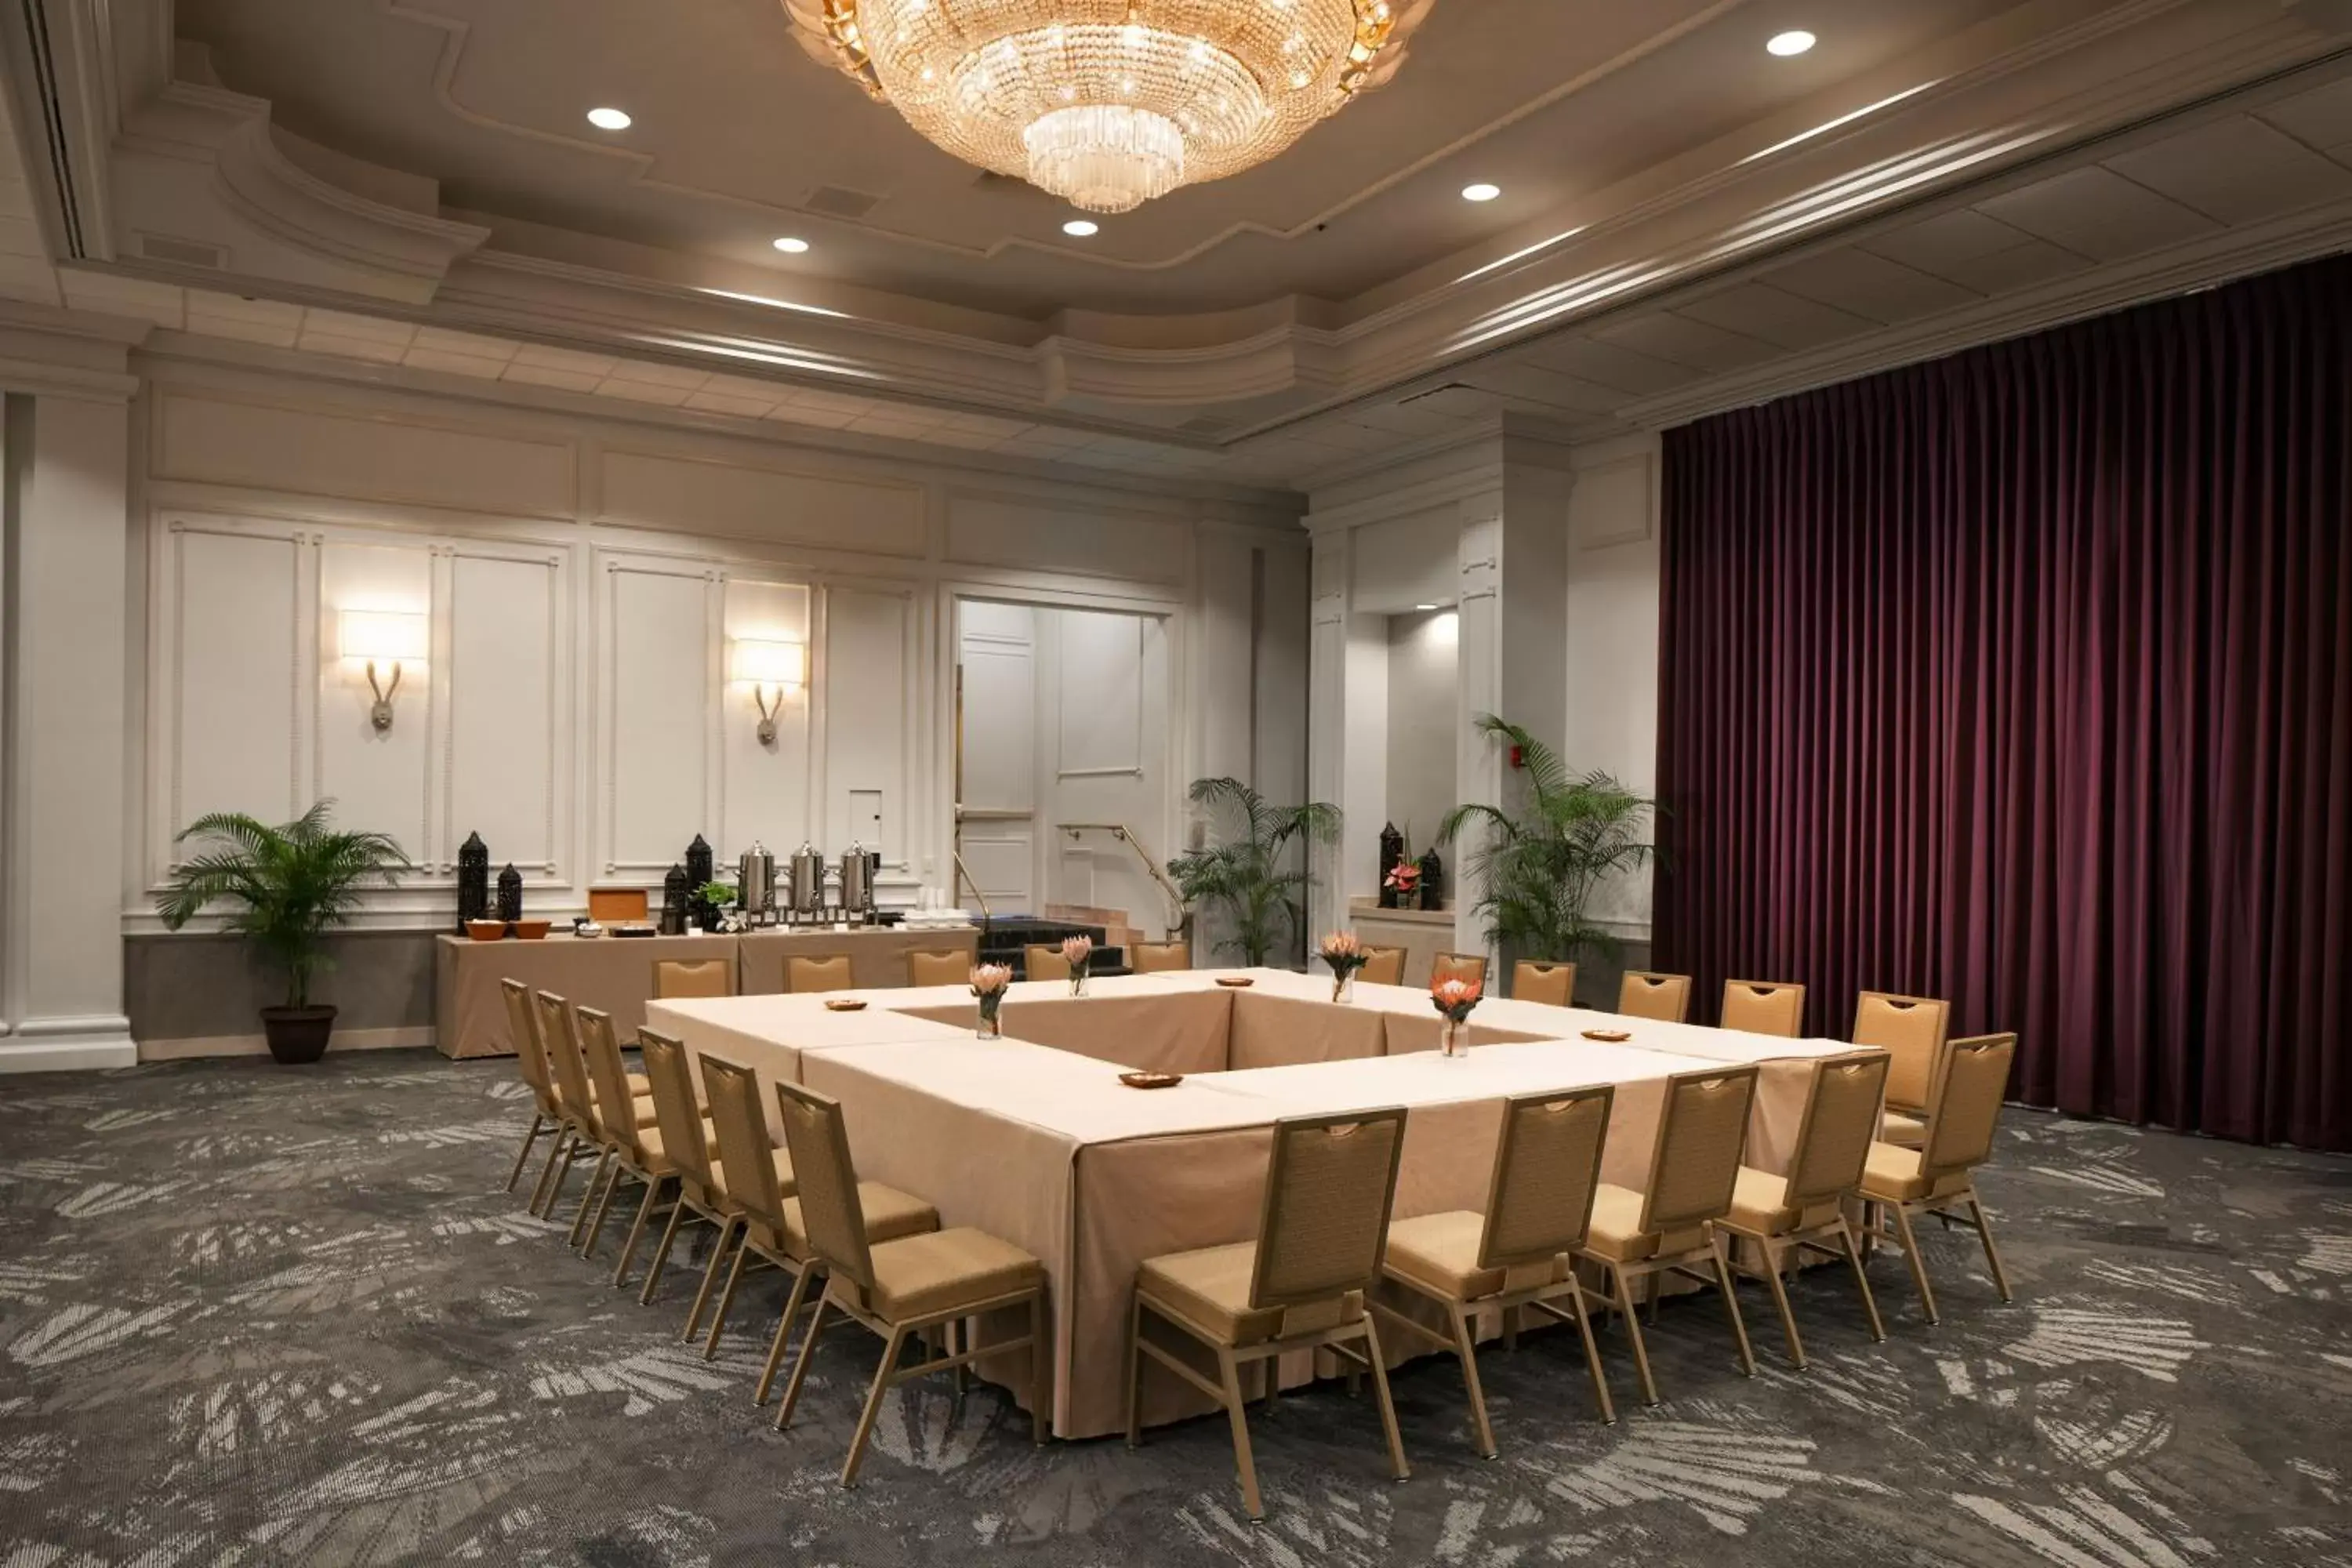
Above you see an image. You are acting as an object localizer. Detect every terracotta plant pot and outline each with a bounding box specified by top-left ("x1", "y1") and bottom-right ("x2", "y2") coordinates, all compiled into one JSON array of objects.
[
  {"x1": 260, "y1": 1004, "x2": 336, "y2": 1065},
  {"x1": 511, "y1": 920, "x2": 551, "y2": 940},
  {"x1": 466, "y1": 920, "x2": 508, "y2": 941}
]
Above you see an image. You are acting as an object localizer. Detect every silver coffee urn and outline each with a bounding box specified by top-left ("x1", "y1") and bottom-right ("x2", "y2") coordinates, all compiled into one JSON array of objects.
[
  {"x1": 788, "y1": 842, "x2": 826, "y2": 925},
  {"x1": 737, "y1": 840, "x2": 775, "y2": 926},
  {"x1": 838, "y1": 842, "x2": 874, "y2": 924}
]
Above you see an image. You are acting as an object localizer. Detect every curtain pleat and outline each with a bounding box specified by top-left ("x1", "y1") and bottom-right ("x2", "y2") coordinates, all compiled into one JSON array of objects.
[{"x1": 1655, "y1": 254, "x2": 2352, "y2": 1151}]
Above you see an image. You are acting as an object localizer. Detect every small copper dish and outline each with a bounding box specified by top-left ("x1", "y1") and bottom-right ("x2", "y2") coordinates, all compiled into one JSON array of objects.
[
  {"x1": 1581, "y1": 1028, "x2": 1632, "y2": 1043},
  {"x1": 1214, "y1": 977, "x2": 1255, "y2": 989},
  {"x1": 824, "y1": 999, "x2": 869, "y2": 1013},
  {"x1": 1120, "y1": 1071, "x2": 1184, "y2": 1090},
  {"x1": 511, "y1": 919, "x2": 551, "y2": 941},
  {"x1": 465, "y1": 920, "x2": 507, "y2": 942}
]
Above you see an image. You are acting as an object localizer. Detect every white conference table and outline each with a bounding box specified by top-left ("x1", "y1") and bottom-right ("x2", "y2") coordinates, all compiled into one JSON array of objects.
[{"x1": 644, "y1": 968, "x2": 1867, "y2": 1437}]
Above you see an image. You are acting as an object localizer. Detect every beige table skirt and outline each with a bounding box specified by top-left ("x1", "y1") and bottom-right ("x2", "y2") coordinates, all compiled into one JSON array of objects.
[{"x1": 434, "y1": 932, "x2": 739, "y2": 1060}]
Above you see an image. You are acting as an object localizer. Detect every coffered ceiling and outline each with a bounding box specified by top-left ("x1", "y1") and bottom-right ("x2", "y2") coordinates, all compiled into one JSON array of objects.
[{"x1": 3, "y1": 0, "x2": 2351, "y2": 492}]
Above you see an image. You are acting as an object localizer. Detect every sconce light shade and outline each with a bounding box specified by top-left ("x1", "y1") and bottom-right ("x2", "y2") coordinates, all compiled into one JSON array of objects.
[
  {"x1": 729, "y1": 637, "x2": 806, "y2": 689},
  {"x1": 339, "y1": 610, "x2": 428, "y2": 662}
]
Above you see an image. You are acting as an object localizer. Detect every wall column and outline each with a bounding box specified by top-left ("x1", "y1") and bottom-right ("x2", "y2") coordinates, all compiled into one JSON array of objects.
[{"x1": 0, "y1": 306, "x2": 143, "y2": 1072}]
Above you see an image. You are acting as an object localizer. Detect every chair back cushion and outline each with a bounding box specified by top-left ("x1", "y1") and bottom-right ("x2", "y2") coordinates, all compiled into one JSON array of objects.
[
  {"x1": 1785, "y1": 1051, "x2": 1891, "y2": 1210},
  {"x1": 907, "y1": 950, "x2": 971, "y2": 988},
  {"x1": 575, "y1": 1006, "x2": 646, "y2": 1161},
  {"x1": 773, "y1": 1080, "x2": 877, "y2": 1288},
  {"x1": 1249, "y1": 1108, "x2": 1407, "y2": 1312},
  {"x1": 1922, "y1": 1033, "x2": 2016, "y2": 1177},
  {"x1": 1642, "y1": 1066, "x2": 1760, "y2": 1234},
  {"x1": 701, "y1": 1054, "x2": 788, "y2": 1249},
  {"x1": 1358, "y1": 947, "x2": 1406, "y2": 986},
  {"x1": 637, "y1": 1029, "x2": 718, "y2": 1196},
  {"x1": 655, "y1": 959, "x2": 735, "y2": 1000},
  {"x1": 533, "y1": 990, "x2": 597, "y2": 1127},
  {"x1": 1480, "y1": 1085, "x2": 1613, "y2": 1269},
  {"x1": 1432, "y1": 953, "x2": 1488, "y2": 989},
  {"x1": 500, "y1": 978, "x2": 552, "y2": 1098},
  {"x1": 1853, "y1": 992, "x2": 1950, "y2": 1111},
  {"x1": 1720, "y1": 980, "x2": 1806, "y2": 1037},
  {"x1": 1130, "y1": 941, "x2": 1191, "y2": 975},
  {"x1": 1023, "y1": 945, "x2": 1073, "y2": 982},
  {"x1": 1617, "y1": 971, "x2": 1691, "y2": 1022},
  {"x1": 786, "y1": 955, "x2": 854, "y2": 994},
  {"x1": 1510, "y1": 960, "x2": 1575, "y2": 1007}
]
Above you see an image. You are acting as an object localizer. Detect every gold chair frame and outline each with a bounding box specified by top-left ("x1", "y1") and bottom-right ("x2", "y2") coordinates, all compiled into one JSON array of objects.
[
  {"x1": 633, "y1": 1029, "x2": 746, "y2": 1334},
  {"x1": 1432, "y1": 952, "x2": 1488, "y2": 989},
  {"x1": 786, "y1": 954, "x2": 855, "y2": 993},
  {"x1": 906, "y1": 949, "x2": 971, "y2": 988},
  {"x1": 1617, "y1": 970, "x2": 1692, "y2": 1022},
  {"x1": 1129, "y1": 940, "x2": 1192, "y2": 975},
  {"x1": 1853, "y1": 990, "x2": 1951, "y2": 1147},
  {"x1": 1860, "y1": 1033, "x2": 2019, "y2": 1324},
  {"x1": 1125, "y1": 1107, "x2": 1412, "y2": 1522},
  {"x1": 653, "y1": 957, "x2": 735, "y2": 1000},
  {"x1": 1357, "y1": 947, "x2": 1406, "y2": 986},
  {"x1": 499, "y1": 978, "x2": 567, "y2": 1212},
  {"x1": 1509, "y1": 959, "x2": 1577, "y2": 1007},
  {"x1": 1023, "y1": 944, "x2": 1073, "y2": 982}
]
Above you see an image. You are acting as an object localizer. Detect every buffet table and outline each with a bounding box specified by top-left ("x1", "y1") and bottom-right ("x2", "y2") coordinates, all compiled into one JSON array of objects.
[
  {"x1": 434, "y1": 924, "x2": 976, "y2": 1059},
  {"x1": 645, "y1": 968, "x2": 1869, "y2": 1437}
]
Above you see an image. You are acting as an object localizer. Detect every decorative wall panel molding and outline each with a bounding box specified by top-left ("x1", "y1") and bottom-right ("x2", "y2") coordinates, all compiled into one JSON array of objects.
[
  {"x1": 600, "y1": 448, "x2": 928, "y2": 557},
  {"x1": 948, "y1": 491, "x2": 1189, "y2": 585}
]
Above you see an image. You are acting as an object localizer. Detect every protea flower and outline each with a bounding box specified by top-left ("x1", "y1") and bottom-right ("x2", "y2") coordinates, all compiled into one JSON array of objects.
[
  {"x1": 970, "y1": 964, "x2": 1013, "y2": 996},
  {"x1": 1432, "y1": 976, "x2": 1483, "y2": 1022},
  {"x1": 1061, "y1": 934, "x2": 1094, "y2": 968}
]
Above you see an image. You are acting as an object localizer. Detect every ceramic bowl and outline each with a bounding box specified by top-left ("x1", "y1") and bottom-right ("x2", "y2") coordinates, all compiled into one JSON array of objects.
[
  {"x1": 465, "y1": 920, "x2": 508, "y2": 941},
  {"x1": 511, "y1": 920, "x2": 551, "y2": 940}
]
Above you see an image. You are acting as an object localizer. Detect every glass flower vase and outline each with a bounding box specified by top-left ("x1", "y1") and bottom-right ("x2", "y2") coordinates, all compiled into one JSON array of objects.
[
  {"x1": 1440, "y1": 1018, "x2": 1468, "y2": 1058},
  {"x1": 1070, "y1": 971, "x2": 1090, "y2": 997},
  {"x1": 976, "y1": 1004, "x2": 1002, "y2": 1040},
  {"x1": 1331, "y1": 971, "x2": 1356, "y2": 1004}
]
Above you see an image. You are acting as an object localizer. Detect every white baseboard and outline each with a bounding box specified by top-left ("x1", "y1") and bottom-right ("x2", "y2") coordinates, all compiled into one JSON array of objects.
[
  {"x1": 137, "y1": 1025, "x2": 438, "y2": 1062},
  {"x1": 0, "y1": 1036, "x2": 141, "y2": 1073}
]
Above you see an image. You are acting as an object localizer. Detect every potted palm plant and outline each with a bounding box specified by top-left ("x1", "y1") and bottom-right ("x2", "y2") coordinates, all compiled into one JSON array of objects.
[
  {"x1": 155, "y1": 800, "x2": 410, "y2": 1063},
  {"x1": 1439, "y1": 715, "x2": 1657, "y2": 990},
  {"x1": 1167, "y1": 777, "x2": 1341, "y2": 968}
]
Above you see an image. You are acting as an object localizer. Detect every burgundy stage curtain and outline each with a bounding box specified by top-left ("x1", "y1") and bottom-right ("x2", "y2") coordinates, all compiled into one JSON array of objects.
[{"x1": 1656, "y1": 253, "x2": 2351, "y2": 1151}]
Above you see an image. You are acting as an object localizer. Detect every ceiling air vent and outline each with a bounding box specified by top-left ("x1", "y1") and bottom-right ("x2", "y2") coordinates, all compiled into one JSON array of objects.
[
  {"x1": 804, "y1": 185, "x2": 884, "y2": 220},
  {"x1": 135, "y1": 232, "x2": 227, "y2": 269}
]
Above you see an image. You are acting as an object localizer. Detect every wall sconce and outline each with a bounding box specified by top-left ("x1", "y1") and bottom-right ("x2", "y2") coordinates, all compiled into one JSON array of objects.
[
  {"x1": 339, "y1": 610, "x2": 427, "y2": 731},
  {"x1": 728, "y1": 637, "x2": 806, "y2": 744}
]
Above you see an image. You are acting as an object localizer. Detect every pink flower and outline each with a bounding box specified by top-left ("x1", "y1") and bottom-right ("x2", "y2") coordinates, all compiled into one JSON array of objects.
[
  {"x1": 970, "y1": 964, "x2": 1012, "y2": 996},
  {"x1": 1060, "y1": 934, "x2": 1094, "y2": 966},
  {"x1": 1319, "y1": 931, "x2": 1362, "y2": 960},
  {"x1": 1432, "y1": 977, "x2": 1482, "y2": 1007},
  {"x1": 1384, "y1": 863, "x2": 1421, "y2": 890}
]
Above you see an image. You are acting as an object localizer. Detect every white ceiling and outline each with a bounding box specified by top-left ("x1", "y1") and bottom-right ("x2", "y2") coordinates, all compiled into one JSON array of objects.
[{"x1": 2, "y1": 0, "x2": 2350, "y2": 492}]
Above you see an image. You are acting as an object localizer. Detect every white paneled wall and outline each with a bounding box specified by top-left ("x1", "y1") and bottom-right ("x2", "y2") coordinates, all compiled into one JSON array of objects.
[{"x1": 130, "y1": 372, "x2": 1308, "y2": 932}]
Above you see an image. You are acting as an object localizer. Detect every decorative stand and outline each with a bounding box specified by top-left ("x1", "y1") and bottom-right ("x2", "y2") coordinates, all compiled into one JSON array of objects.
[
  {"x1": 456, "y1": 832, "x2": 490, "y2": 933},
  {"x1": 1417, "y1": 846, "x2": 1446, "y2": 913}
]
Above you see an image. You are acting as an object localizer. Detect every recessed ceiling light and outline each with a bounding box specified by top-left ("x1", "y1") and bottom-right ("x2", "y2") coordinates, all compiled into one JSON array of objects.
[
  {"x1": 1063, "y1": 219, "x2": 1100, "y2": 237},
  {"x1": 1766, "y1": 30, "x2": 1817, "y2": 56},
  {"x1": 586, "y1": 107, "x2": 633, "y2": 131},
  {"x1": 1461, "y1": 182, "x2": 1502, "y2": 202},
  {"x1": 772, "y1": 237, "x2": 811, "y2": 254},
  {"x1": 1414, "y1": 603, "x2": 1439, "y2": 612}
]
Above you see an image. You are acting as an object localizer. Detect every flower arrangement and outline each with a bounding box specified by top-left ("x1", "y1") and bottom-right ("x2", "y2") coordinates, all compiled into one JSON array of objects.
[
  {"x1": 1061, "y1": 933, "x2": 1094, "y2": 996},
  {"x1": 971, "y1": 963, "x2": 1013, "y2": 1038},
  {"x1": 1431, "y1": 975, "x2": 1483, "y2": 1058},
  {"x1": 1319, "y1": 931, "x2": 1367, "y2": 1002},
  {"x1": 1383, "y1": 861, "x2": 1421, "y2": 900}
]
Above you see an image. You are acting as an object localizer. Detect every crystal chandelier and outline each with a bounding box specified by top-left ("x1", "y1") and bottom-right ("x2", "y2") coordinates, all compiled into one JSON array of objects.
[{"x1": 786, "y1": 0, "x2": 1428, "y2": 214}]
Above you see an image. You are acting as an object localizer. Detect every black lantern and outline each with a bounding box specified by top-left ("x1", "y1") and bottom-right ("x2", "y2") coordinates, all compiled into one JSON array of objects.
[
  {"x1": 685, "y1": 834, "x2": 713, "y2": 892},
  {"x1": 495, "y1": 863, "x2": 523, "y2": 923},
  {"x1": 1377, "y1": 822, "x2": 1405, "y2": 908},
  {"x1": 660, "y1": 863, "x2": 690, "y2": 936},
  {"x1": 1417, "y1": 846, "x2": 1445, "y2": 912},
  {"x1": 456, "y1": 832, "x2": 490, "y2": 932}
]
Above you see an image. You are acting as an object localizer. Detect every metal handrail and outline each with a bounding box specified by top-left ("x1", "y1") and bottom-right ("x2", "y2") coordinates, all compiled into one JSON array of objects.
[
  {"x1": 951, "y1": 847, "x2": 994, "y2": 931},
  {"x1": 1059, "y1": 822, "x2": 1190, "y2": 937}
]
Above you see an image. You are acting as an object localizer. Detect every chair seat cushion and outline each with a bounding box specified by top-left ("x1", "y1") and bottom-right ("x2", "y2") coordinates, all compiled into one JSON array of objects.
[
  {"x1": 782, "y1": 1181, "x2": 937, "y2": 1258},
  {"x1": 865, "y1": 1227, "x2": 1044, "y2": 1321},
  {"x1": 1581, "y1": 1183, "x2": 1660, "y2": 1262},
  {"x1": 1880, "y1": 1110, "x2": 1926, "y2": 1148},
  {"x1": 1385, "y1": 1211, "x2": 1566, "y2": 1301},
  {"x1": 637, "y1": 1119, "x2": 721, "y2": 1171},
  {"x1": 1726, "y1": 1167, "x2": 1794, "y2": 1234},
  {"x1": 1137, "y1": 1240, "x2": 1365, "y2": 1346},
  {"x1": 1859, "y1": 1142, "x2": 1972, "y2": 1203},
  {"x1": 626, "y1": 1070, "x2": 649, "y2": 1094}
]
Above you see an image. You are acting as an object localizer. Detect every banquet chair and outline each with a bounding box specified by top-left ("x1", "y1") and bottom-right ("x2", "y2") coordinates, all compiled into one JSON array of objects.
[
  {"x1": 1432, "y1": 952, "x2": 1488, "y2": 989},
  {"x1": 1853, "y1": 992, "x2": 1950, "y2": 1147},
  {"x1": 496, "y1": 977, "x2": 563, "y2": 1205},
  {"x1": 655, "y1": 958, "x2": 735, "y2": 1000},
  {"x1": 1127, "y1": 1107, "x2": 1411, "y2": 1522},
  {"x1": 694, "y1": 1057, "x2": 938, "y2": 1390},
  {"x1": 1576, "y1": 1065, "x2": 1760, "y2": 1403},
  {"x1": 907, "y1": 949, "x2": 971, "y2": 988},
  {"x1": 634, "y1": 1029, "x2": 750, "y2": 1333},
  {"x1": 770, "y1": 1080, "x2": 1048, "y2": 1488},
  {"x1": 1857, "y1": 1033, "x2": 2018, "y2": 1324},
  {"x1": 786, "y1": 954, "x2": 854, "y2": 993},
  {"x1": 1358, "y1": 947, "x2": 1406, "y2": 986},
  {"x1": 1720, "y1": 979, "x2": 1806, "y2": 1037},
  {"x1": 1023, "y1": 944, "x2": 1073, "y2": 982},
  {"x1": 1617, "y1": 971, "x2": 1691, "y2": 1022},
  {"x1": 1510, "y1": 960, "x2": 1577, "y2": 1007},
  {"x1": 533, "y1": 989, "x2": 657, "y2": 1246},
  {"x1": 574, "y1": 1007, "x2": 721, "y2": 1280},
  {"x1": 1376, "y1": 1086, "x2": 1617, "y2": 1455},
  {"x1": 1129, "y1": 941, "x2": 1191, "y2": 975},
  {"x1": 1715, "y1": 1051, "x2": 1890, "y2": 1367}
]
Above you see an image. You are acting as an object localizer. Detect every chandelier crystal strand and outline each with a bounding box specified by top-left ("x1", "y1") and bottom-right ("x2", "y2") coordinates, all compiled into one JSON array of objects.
[{"x1": 789, "y1": 0, "x2": 1421, "y2": 211}]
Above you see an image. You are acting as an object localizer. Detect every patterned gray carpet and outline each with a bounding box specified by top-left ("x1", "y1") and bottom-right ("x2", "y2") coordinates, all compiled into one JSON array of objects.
[{"x1": 1, "y1": 1050, "x2": 2348, "y2": 1566}]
